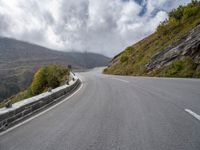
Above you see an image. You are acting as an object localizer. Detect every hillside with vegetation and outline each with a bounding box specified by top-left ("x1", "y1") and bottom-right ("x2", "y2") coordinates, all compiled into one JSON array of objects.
[
  {"x1": 104, "y1": 1, "x2": 200, "y2": 78},
  {"x1": 0, "y1": 38, "x2": 110, "y2": 102},
  {"x1": 0, "y1": 65, "x2": 69, "y2": 108}
]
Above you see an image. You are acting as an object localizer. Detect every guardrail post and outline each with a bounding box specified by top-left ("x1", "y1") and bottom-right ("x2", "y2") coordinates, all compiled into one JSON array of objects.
[
  {"x1": 48, "y1": 87, "x2": 52, "y2": 92},
  {"x1": 5, "y1": 100, "x2": 12, "y2": 108}
]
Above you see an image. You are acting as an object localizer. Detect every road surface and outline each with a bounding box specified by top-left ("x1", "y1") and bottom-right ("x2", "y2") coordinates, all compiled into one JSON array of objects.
[{"x1": 0, "y1": 68, "x2": 200, "y2": 150}]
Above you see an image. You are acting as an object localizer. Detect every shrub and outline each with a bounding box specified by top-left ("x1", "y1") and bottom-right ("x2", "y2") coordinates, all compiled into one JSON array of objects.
[
  {"x1": 31, "y1": 68, "x2": 47, "y2": 95},
  {"x1": 120, "y1": 55, "x2": 129, "y2": 63},
  {"x1": 168, "y1": 18, "x2": 180, "y2": 29},
  {"x1": 157, "y1": 1, "x2": 200, "y2": 35},
  {"x1": 183, "y1": 6, "x2": 199, "y2": 19},
  {"x1": 124, "y1": 46, "x2": 133, "y2": 54},
  {"x1": 169, "y1": 6, "x2": 184, "y2": 20},
  {"x1": 31, "y1": 65, "x2": 69, "y2": 95},
  {"x1": 119, "y1": 46, "x2": 134, "y2": 63},
  {"x1": 157, "y1": 21, "x2": 168, "y2": 35},
  {"x1": 161, "y1": 57, "x2": 197, "y2": 77}
]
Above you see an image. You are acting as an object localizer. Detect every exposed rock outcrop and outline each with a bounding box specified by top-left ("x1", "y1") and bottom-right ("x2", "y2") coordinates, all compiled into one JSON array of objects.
[{"x1": 146, "y1": 24, "x2": 200, "y2": 71}]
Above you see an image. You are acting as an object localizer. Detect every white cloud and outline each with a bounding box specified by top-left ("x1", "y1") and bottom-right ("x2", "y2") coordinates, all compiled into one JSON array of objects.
[{"x1": 0, "y1": 0, "x2": 191, "y2": 56}]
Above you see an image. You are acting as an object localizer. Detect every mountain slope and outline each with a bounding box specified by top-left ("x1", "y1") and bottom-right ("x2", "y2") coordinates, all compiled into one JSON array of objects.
[
  {"x1": 104, "y1": 1, "x2": 200, "y2": 78},
  {"x1": 0, "y1": 37, "x2": 110, "y2": 101},
  {"x1": 0, "y1": 37, "x2": 110, "y2": 70}
]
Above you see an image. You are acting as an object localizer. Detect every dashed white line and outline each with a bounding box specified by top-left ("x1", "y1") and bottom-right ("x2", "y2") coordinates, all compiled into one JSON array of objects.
[
  {"x1": 185, "y1": 109, "x2": 200, "y2": 121},
  {"x1": 112, "y1": 78, "x2": 129, "y2": 83},
  {"x1": 0, "y1": 79, "x2": 83, "y2": 136}
]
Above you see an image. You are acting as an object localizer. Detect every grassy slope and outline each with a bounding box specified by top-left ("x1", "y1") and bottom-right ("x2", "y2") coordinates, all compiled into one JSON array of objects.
[
  {"x1": 104, "y1": 1, "x2": 200, "y2": 77},
  {"x1": 0, "y1": 37, "x2": 110, "y2": 102},
  {"x1": 0, "y1": 65, "x2": 69, "y2": 108}
]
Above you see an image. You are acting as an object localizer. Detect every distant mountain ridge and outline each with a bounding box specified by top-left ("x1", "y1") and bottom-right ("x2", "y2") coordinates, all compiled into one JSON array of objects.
[
  {"x1": 0, "y1": 37, "x2": 110, "y2": 69},
  {"x1": 0, "y1": 37, "x2": 110, "y2": 101}
]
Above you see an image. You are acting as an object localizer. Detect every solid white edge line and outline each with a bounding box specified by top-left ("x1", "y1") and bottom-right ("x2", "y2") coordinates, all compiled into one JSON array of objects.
[
  {"x1": 0, "y1": 78, "x2": 83, "y2": 136},
  {"x1": 185, "y1": 109, "x2": 200, "y2": 121},
  {"x1": 112, "y1": 78, "x2": 129, "y2": 83}
]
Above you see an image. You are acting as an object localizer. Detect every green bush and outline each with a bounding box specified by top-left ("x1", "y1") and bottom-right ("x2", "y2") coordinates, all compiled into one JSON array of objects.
[
  {"x1": 168, "y1": 60, "x2": 184, "y2": 75},
  {"x1": 157, "y1": 21, "x2": 168, "y2": 35},
  {"x1": 168, "y1": 18, "x2": 180, "y2": 28},
  {"x1": 31, "y1": 65, "x2": 69, "y2": 95},
  {"x1": 159, "y1": 57, "x2": 197, "y2": 77},
  {"x1": 169, "y1": 6, "x2": 184, "y2": 20},
  {"x1": 183, "y1": 7, "x2": 199, "y2": 19},
  {"x1": 120, "y1": 55, "x2": 129, "y2": 63},
  {"x1": 157, "y1": 1, "x2": 200, "y2": 36},
  {"x1": 119, "y1": 46, "x2": 134, "y2": 63},
  {"x1": 124, "y1": 46, "x2": 134, "y2": 54},
  {"x1": 31, "y1": 68, "x2": 47, "y2": 95}
]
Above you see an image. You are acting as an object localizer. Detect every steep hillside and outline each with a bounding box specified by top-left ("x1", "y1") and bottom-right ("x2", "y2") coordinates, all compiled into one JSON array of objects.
[
  {"x1": 104, "y1": 1, "x2": 200, "y2": 78},
  {"x1": 0, "y1": 38, "x2": 110, "y2": 101}
]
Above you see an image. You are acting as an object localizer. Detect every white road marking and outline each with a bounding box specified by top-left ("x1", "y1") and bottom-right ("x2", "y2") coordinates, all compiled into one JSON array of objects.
[
  {"x1": 185, "y1": 109, "x2": 200, "y2": 121},
  {"x1": 0, "y1": 79, "x2": 83, "y2": 136},
  {"x1": 112, "y1": 78, "x2": 129, "y2": 83}
]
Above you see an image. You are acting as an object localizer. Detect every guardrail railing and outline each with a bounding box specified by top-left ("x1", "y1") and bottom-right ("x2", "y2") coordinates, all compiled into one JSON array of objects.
[{"x1": 0, "y1": 73, "x2": 81, "y2": 131}]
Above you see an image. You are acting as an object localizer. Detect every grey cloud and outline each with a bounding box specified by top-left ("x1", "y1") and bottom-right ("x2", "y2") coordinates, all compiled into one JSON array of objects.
[
  {"x1": 0, "y1": 0, "x2": 191, "y2": 56},
  {"x1": 0, "y1": 15, "x2": 9, "y2": 35}
]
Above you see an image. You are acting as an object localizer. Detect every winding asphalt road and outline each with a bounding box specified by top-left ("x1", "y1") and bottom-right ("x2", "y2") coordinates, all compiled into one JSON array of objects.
[{"x1": 0, "y1": 68, "x2": 200, "y2": 150}]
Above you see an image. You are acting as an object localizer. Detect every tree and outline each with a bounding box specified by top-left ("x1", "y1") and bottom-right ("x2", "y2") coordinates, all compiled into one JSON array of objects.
[{"x1": 169, "y1": 6, "x2": 184, "y2": 20}]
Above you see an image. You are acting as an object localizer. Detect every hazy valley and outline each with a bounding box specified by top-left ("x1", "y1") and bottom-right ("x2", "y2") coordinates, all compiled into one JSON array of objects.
[{"x1": 0, "y1": 37, "x2": 110, "y2": 102}]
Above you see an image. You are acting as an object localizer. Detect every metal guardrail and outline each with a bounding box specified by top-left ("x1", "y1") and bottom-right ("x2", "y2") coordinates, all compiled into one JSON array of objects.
[{"x1": 0, "y1": 78, "x2": 81, "y2": 131}]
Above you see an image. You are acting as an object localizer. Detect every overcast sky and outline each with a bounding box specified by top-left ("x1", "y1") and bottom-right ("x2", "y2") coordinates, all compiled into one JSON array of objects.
[{"x1": 0, "y1": 0, "x2": 190, "y2": 56}]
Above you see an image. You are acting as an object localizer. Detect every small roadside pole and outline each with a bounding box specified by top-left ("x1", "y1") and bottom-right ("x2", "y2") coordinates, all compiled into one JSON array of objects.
[
  {"x1": 48, "y1": 87, "x2": 52, "y2": 92},
  {"x1": 68, "y1": 65, "x2": 72, "y2": 71},
  {"x1": 68, "y1": 65, "x2": 75, "y2": 81},
  {"x1": 5, "y1": 99, "x2": 12, "y2": 108}
]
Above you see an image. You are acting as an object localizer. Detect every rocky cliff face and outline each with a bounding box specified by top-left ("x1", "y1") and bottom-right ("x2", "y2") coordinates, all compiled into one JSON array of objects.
[{"x1": 146, "y1": 24, "x2": 200, "y2": 71}]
